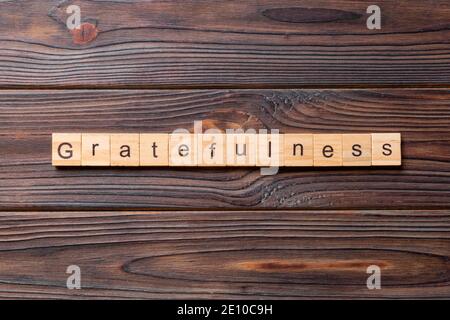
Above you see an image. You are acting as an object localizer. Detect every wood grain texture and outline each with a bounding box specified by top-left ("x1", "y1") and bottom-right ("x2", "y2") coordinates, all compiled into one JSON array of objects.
[
  {"x1": 0, "y1": 210, "x2": 448, "y2": 299},
  {"x1": 0, "y1": 0, "x2": 449, "y2": 87},
  {"x1": 0, "y1": 89, "x2": 449, "y2": 210}
]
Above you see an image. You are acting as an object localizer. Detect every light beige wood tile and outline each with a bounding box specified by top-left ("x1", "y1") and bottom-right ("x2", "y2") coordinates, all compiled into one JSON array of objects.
[
  {"x1": 226, "y1": 133, "x2": 257, "y2": 166},
  {"x1": 81, "y1": 133, "x2": 111, "y2": 166},
  {"x1": 169, "y1": 133, "x2": 197, "y2": 166},
  {"x1": 283, "y1": 134, "x2": 313, "y2": 167},
  {"x1": 343, "y1": 134, "x2": 372, "y2": 166},
  {"x1": 313, "y1": 134, "x2": 343, "y2": 167},
  {"x1": 372, "y1": 133, "x2": 402, "y2": 166},
  {"x1": 197, "y1": 133, "x2": 226, "y2": 166},
  {"x1": 52, "y1": 133, "x2": 82, "y2": 166},
  {"x1": 257, "y1": 133, "x2": 283, "y2": 167},
  {"x1": 110, "y1": 134, "x2": 140, "y2": 166},
  {"x1": 140, "y1": 133, "x2": 169, "y2": 166}
]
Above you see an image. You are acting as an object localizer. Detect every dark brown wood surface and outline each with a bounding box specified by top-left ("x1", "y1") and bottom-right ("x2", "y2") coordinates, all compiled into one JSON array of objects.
[
  {"x1": 1, "y1": 89, "x2": 449, "y2": 210},
  {"x1": 0, "y1": 0, "x2": 449, "y2": 300},
  {"x1": 0, "y1": 210, "x2": 448, "y2": 299},
  {"x1": 0, "y1": 0, "x2": 449, "y2": 87}
]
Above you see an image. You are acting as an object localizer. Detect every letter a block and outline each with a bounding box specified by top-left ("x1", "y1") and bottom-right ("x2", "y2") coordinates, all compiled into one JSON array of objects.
[
  {"x1": 52, "y1": 133, "x2": 82, "y2": 166},
  {"x1": 81, "y1": 133, "x2": 111, "y2": 166},
  {"x1": 111, "y1": 134, "x2": 140, "y2": 166},
  {"x1": 372, "y1": 133, "x2": 401, "y2": 166},
  {"x1": 140, "y1": 133, "x2": 169, "y2": 166},
  {"x1": 169, "y1": 133, "x2": 197, "y2": 166},
  {"x1": 313, "y1": 134, "x2": 343, "y2": 166}
]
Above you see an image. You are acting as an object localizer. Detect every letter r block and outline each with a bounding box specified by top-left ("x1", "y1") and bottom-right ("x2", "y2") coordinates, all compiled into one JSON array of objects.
[
  {"x1": 52, "y1": 133, "x2": 81, "y2": 166},
  {"x1": 313, "y1": 134, "x2": 343, "y2": 166},
  {"x1": 81, "y1": 133, "x2": 111, "y2": 166}
]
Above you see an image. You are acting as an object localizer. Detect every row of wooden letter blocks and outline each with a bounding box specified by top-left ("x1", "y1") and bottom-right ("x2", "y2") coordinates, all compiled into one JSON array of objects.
[{"x1": 52, "y1": 133, "x2": 401, "y2": 167}]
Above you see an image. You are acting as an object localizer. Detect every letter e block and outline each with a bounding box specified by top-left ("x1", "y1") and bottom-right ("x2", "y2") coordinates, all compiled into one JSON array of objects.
[
  {"x1": 313, "y1": 134, "x2": 343, "y2": 167},
  {"x1": 140, "y1": 133, "x2": 169, "y2": 166},
  {"x1": 283, "y1": 134, "x2": 313, "y2": 166},
  {"x1": 343, "y1": 134, "x2": 372, "y2": 166},
  {"x1": 111, "y1": 134, "x2": 140, "y2": 166},
  {"x1": 372, "y1": 133, "x2": 401, "y2": 166},
  {"x1": 169, "y1": 133, "x2": 197, "y2": 166},
  {"x1": 52, "y1": 133, "x2": 81, "y2": 166},
  {"x1": 81, "y1": 133, "x2": 111, "y2": 166}
]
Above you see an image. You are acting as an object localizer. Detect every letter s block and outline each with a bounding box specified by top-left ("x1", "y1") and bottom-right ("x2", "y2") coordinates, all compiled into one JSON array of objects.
[
  {"x1": 52, "y1": 133, "x2": 82, "y2": 166},
  {"x1": 372, "y1": 133, "x2": 401, "y2": 166}
]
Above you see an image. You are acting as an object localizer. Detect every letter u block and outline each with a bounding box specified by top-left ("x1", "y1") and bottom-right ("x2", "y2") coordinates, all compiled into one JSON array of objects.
[{"x1": 52, "y1": 133, "x2": 82, "y2": 166}]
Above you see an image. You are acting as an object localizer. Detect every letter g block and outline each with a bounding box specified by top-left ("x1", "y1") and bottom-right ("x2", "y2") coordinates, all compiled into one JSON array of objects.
[{"x1": 52, "y1": 133, "x2": 82, "y2": 166}]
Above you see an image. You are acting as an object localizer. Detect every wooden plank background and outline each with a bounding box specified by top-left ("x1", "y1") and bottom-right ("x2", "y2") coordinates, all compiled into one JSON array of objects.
[{"x1": 0, "y1": 0, "x2": 449, "y2": 299}]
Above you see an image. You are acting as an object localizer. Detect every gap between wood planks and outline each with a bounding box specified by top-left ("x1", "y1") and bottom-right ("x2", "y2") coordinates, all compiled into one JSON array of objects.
[{"x1": 0, "y1": 84, "x2": 449, "y2": 90}]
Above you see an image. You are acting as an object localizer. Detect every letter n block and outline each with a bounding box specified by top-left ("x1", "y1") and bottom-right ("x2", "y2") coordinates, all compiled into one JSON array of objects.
[
  {"x1": 169, "y1": 133, "x2": 197, "y2": 166},
  {"x1": 283, "y1": 134, "x2": 313, "y2": 166},
  {"x1": 52, "y1": 133, "x2": 81, "y2": 166},
  {"x1": 372, "y1": 133, "x2": 401, "y2": 166},
  {"x1": 313, "y1": 134, "x2": 343, "y2": 167},
  {"x1": 111, "y1": 134, "x2": 140, "y2": 166},
  {"x1": 81, "y1": 133, "x2": 111, "y2": 166}
]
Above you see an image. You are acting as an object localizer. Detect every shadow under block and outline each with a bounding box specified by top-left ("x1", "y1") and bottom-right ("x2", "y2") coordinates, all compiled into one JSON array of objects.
[
  {"x1": 257, "y1": 133, "x2": 283, "y2": 167},
  {"x1": 372, "y1": 133, "x2": 402, "y2": 166},
  {"x1": 343, "y1": 134, "x2": 372, "y2": 166},
  {"x1": 313, "y1": 134, "x2": 343, "y2": 167},
  {"x1": 81, "y1": 134, "x2": 111, "y2": 166},
  {"x1": 197, "y1": 134, "x2": 226, "y2": 166},
  {"x1": 226, "y1": 134, "x2": 257, "y2": 166},
  {"x1": 52, "y1": 133, "x2": 82, "y2": 166},
  {"x1": 111, "y1": 134, "x2": 140, "y2": 167},
  {"x1": 140, "y1": 133, "x2": 169, "y2": 166},
  {"x1": 283, "y1": 134, "x2": 313, "y2": 167},
  {"x1": 169, "y1": 133, "x2": 198, "y2": 166}
]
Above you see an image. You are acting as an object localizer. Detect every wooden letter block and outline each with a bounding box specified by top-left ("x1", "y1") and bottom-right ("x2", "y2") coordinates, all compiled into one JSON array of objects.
[
  {"x1": 372, "y1": 133, "x2": 402, "y2": 166},
  {"x1": 198, "y1": 133, "x2": 226, "y2": 166},
  {"x1": 342, "y1": 134, "x2": 372, "y2": 166},
  {"x1": 140, "y1": 133, "x2": 169, "y2": 166},
  {"x1": 169, "y1": 133, "x2": 197, "y2": 166},
  {"x1": 81, "y1": 133, "x2": 111, "y2": 166},
  {"x1": 283, "y1": 134, "x2": 313, "y2": 166},
  {"x1": 226, "y1": 134, "x2": 257, "y2": 166},
  {"x1": 257, "y1": 133, "x2": 283, "y2": 167},
  {"x1": 313, "y1": 134, "x2": 343, "y2": 167},
  {"x1": 110, "y1": 134, "x2": 140, "y2": 166},
  {"x1": 52, "y1": 133, "x2": 81, "y2": 166}
]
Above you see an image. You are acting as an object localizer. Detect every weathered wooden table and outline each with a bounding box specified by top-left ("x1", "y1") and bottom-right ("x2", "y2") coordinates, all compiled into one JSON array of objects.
[{"x1": 0, "y1": 0, "x2": 449, "y2": 299}]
